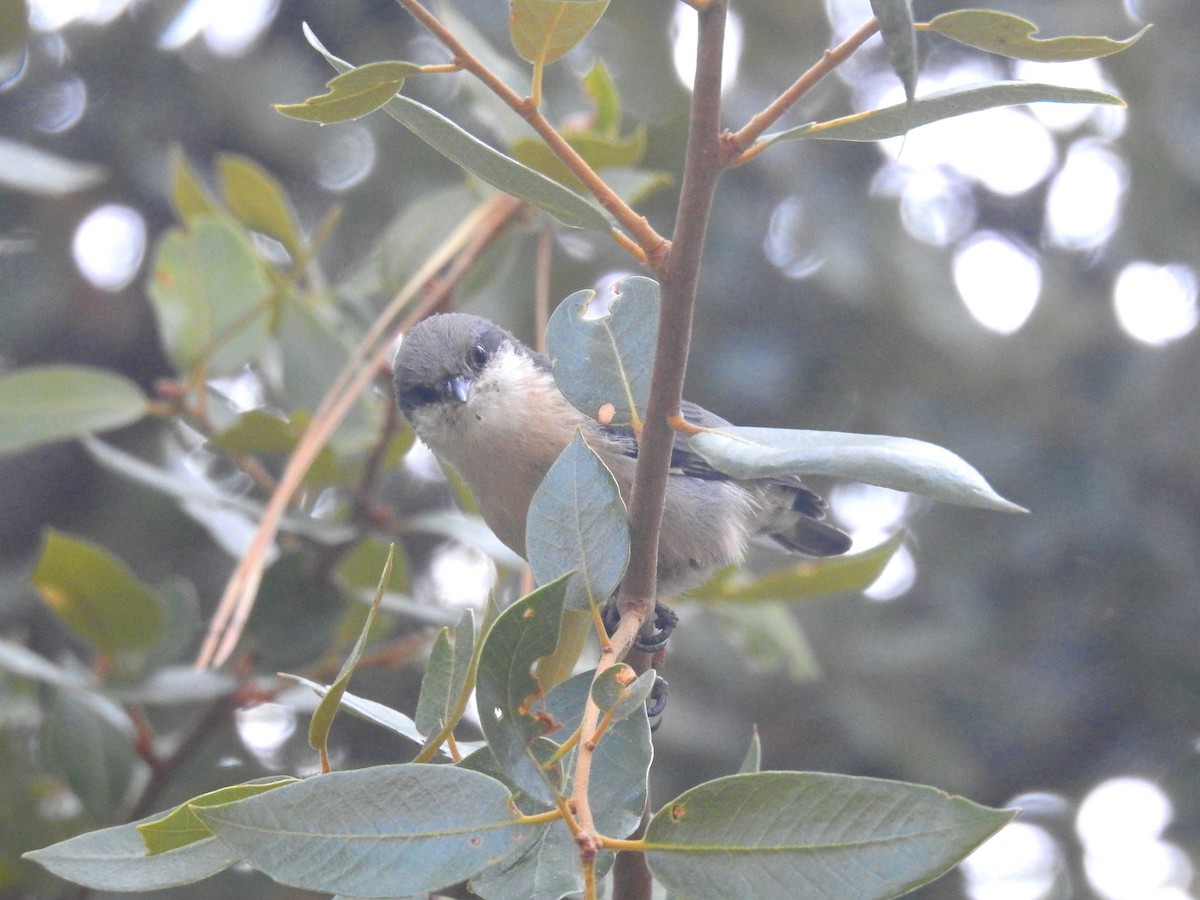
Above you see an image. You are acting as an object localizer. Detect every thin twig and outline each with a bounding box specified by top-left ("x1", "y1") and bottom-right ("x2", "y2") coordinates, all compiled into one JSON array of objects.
[
  {"x1": 394, "y1": 0, "x2": 669, "y2": 264},
  {"x1": 728, "y1": 17, "x2": 880, "y2": 161}
]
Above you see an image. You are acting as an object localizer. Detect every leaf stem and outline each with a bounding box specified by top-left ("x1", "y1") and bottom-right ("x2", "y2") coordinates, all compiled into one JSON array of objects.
[
  {"x1": 728, "y1": 17, "x2": 880, "y2": 161},
  {"x1": 393, "y1": 0, "x2": 668, "y2": 261}
]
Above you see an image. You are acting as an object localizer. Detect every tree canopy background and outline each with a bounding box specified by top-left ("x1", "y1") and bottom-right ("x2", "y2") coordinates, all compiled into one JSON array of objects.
[{"x1": 1, "y1": 0, "x2": 1197, "y2": 897}]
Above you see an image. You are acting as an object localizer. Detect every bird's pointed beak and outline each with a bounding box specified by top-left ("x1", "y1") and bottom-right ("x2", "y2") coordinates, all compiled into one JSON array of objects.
[{"x1": 446, "y1": 375, "x2": 473, "y2": 403}]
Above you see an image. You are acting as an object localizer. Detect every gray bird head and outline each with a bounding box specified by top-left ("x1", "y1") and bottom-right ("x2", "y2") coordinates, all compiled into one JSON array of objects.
[{"x1": 392, "y1": 313, "x2": 518, "y2": 420}]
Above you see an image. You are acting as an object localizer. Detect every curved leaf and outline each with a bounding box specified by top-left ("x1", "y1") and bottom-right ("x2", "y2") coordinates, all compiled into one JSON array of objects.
[
  {"x1": 218, "y1": 154, "x2": 305, "y2": 260},
  {"x1": 545, "y1": 275, "x2": 659, "y2": 426},
  {"x1": 476, "y1": 575, "x2": 571, "y2": 805},
  {"x1": 301, "y1": 24, "x2": 611, "y2": 233},
  {"x1": 511, "y1": 0, "x2": 609, "y2": 66},
  {"x1": 871, "y1": 0, "x2": 918, "y2": 102},
  {"x1": 137, "y1": 779, "x2": 298, "y2": 854},
  {"x1": 689, "y1": 427, "x2": 1025, "y2": 512},
  {"x1": 195, "y1": 765, "x2": 540, "y2": 896},
  {"x1": 0, "y1": 137, "x2": 106, "y2": 196},
  {"x1": 415, "y1": 609, "x2": 475, "y2": 737},
  {"x1": 926, "y1": 10, "x2": 1151, "y2": 62},
  {"x1": 32, "y1": 529, "x2": 164, "y2": 654},
  {"x1": 767, "y1": 81, "x2": 1124, "y2": 144},
  {"x1": 645, "y1": 772, "x2": 1016, "y2": 899},
  {"x1": 0, "y1": 365, "x2": 148, "y2": 455},
  {"x1": 691, "y1": 531, "x2": 906, "y2": 603},
  {"x1": 527, "y1": 430, "x2": 630, "y2": 611},
  {"x1": 275, "y1": 60, "x2": 423, "y2": 123}
]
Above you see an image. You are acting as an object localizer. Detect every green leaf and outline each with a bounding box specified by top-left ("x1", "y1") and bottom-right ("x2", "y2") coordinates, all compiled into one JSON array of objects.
[
  {"x1": 476, "y1": 575, "x2": 571, "y2": 806},
  {"x1": 42, "y1": 689, "x2": 140, "y2": 820},
  {"x1": 0, "y1": 365, "x2": 147, "y2": 455},
  {"x1": 217, "y1": 154, "x2": 305, "y2": 261},
  {"x1": 691, "y1": 530, "x2": 906, "y2": 603},
  {"x1": 302, "y1": 24, "x2": 611, "y2": 233},
  {"x1": 169, "y1": 147, "x2": 218, "y2": 223},
  {"x1": 926, "y1": 10, "x2": 1151, "y2": 62},
  {"x1": 510, "y1": 127, "x2": 645, "y2": 190},
  {"x1": 689, "y1": 427, "x2": 1026, "y2": 513},
  {"x1": 470, "y1": 671, "x2": 650, "y2": 898},
  {"x1": 767, "y1": 81, "x2": 1125, "y2": 144},
  {"x1": 582, "y1": 59, "x2": 620, "y2": 134},
  {"x1": 23, "y1": 813, "x2": 239, "y2": 891},
  {"x1": 276, "y1": 59, "x2": 423, "y2": 124},
  {"x1": 415, "y1": 609, "x2": 475, "y2": 737},
  {"x1": 147, "y1": 214, "x2": 273, "y2": 376},
  {"x1": 32, "y1": 529, "x2": 164, "y2": 654},
  {"x1": 308, "y1": 545, "x2": 393, "y2": 767},
  {"x1": 137, "y1": 779, "x2": 298, "y2": 854},
  {"x1": 590, "y1": 664, "x2": 656, "y2": 722},
  {"x1": 510, "y1": 0, "x2": 610, "y2": 66},
  {"x1": 545, "y1": 274, "x2": 660, "y2": 426},
  {"x1": 871, "y1": 0, "x2": 918, "y2": 102},
  {"x1": 282, "y1": 673, "x2": 459, "y2": 756},
  {"x1": 194, "y1": 764, "x2": 540, "y2": 896},
  {"x1": 211, "y1": 409, "x2": 344, "y2": 488},
  {"x1": 246, "y1": 552, "x2": 347, "y2": 671},
  {"x1": 0, "y1": 136, "x2": 106, "y2": 196},
  {"x1": 645, "y1": 772, "x2": 1016, "y2": 898},
  {"x1": 528, "y1": 430, "x2": 630, "y2": 611},
  {"x1": 708, "y1": 600, "x2": 823, "y2": 680}
]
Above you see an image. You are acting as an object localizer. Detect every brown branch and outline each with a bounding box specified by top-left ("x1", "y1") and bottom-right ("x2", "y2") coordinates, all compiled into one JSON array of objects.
[
  {"x1": 727, "y1": 17, "x2": 880, "y2": 161},
  {"x1": 394, "y1": 0, "x2": 668, "y2": 263}
]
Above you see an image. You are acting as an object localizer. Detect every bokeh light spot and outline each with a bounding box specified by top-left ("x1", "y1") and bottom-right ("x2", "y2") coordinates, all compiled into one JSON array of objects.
[
  {"x1": 953, "y1": 232, "x2": 1041, "y2": 335},
  {"x1": 71, "y1": 203, "x2": 146, "y2": 291},
  {"x1": 1112, "y1": 262, "x2": 1198, "y2": 347},
  {"x1": 961, "y1": 821, "x2": 1063, "y2": 900},
  {"x1": 1045, "y1": 140, "x2": 1128, "y2": 250},
  {"x1": 671, "y1": 4, "x2": 742, "y2": 93}
]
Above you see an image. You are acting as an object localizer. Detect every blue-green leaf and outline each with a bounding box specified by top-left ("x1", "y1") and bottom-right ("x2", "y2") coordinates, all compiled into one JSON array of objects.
[
  {"x1": 767, "y1": 81, "x2": 1124, "y2": 144},
  {"x1": 926, "y1": 10, "x2": 1151, "y2": 62},
  {"x1": 545, "y1": 275, "x2": 660, "y2": 426},
  {"x1": 871, "y1": 0, "x2": 918, "y2": 102},
  {"x1": 690, "y1": 427, "x2": 1025, "y2": 512}
]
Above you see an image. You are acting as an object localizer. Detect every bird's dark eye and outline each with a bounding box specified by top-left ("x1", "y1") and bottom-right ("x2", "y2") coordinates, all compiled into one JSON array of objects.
[
  {"x1": 400, "y1": 383, "x2": 441, "y2": 411},
  {"x1": 469, "y1": 343, "x2": 489, "y2": 370}
]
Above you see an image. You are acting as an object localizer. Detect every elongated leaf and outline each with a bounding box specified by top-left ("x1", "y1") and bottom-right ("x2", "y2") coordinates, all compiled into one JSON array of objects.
[
  {"x1": 218, "y1": 154, "x2": 305, "y2": 260},
  {"x1": 195, "y1": 764, "x2": 539, "y2": 896},
  {"x1": 147, "y1": 214, "x2": 272, "y2": 376},
  {"x1": 0, "y1": 638, "x2": 94, "y2": 689},
  {"x1": 926, "y1": 10, "x2": 1150, "y2": 62},
  {"x1": 138, "y1": 779, "x2": 298, "y2": 854},
  {"x1": 42, "y1": 688, "x2": 140, "y2": 820},
  {"x1": 415, "y1": 609, "x2": 475, "y2": 736},
  {"x1": 645, "y1": 772, "x2": 1016, "y2": 898},
  {"x1": 32, "y1": 529, "x2": 164, "y2": 653},
  {"x1": 871, "y1": 0, "x2": 918, "y2": 102},
  {"x1": 276, "y1": 60, "x2": 422, "y2": 123},
  {"x1": 23, "y1": 814, "x2": 239, "y2": 891},
  {"x1": 476, "y1": 575, "x2": 571, "y2": 805},
  {"x1": 282, "y1": 673, "x2": 456, "y2": 756},
  {"x1": 690, "y1": 427, "x2": 1025, "y2": 512},
  {"x1": 308, "y1": 546, "x2": 393, "y2": 769},
  {"x1": 511, "y1": 0, "x2": 609, "y2": 66},
  {"x1": 583, "y1": 59, "x2": 620, "y2": 134},
  {"x1": 738, "y1": 727, "x2": 761, "y2": 774},
  {"x1": 528, "y1": 430, "x2": 629, "y2": 611},
  {"x1": 691, "y1": 530, "x2": 906, "y2": 603},
  {"x1": 545, "y1": 275, "x2": 659, "y2": 426},
  {"x1": 302, "y1": 24, "x2": 610, "y2": 233},
  {"x1": 0, "y1": 137, "x2": 106, "y2": 195},
  {"x1": 767, "y1": 81, "x2": 1124, "y2": 144},
  {"x1": 0, "y1": 365, "x2": 148, "y2": 455}
]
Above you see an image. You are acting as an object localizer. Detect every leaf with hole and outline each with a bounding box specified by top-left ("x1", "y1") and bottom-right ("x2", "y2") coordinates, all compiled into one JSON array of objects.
[{"x1": 545, "y1": 275, "x2": 659, "y2": 426}]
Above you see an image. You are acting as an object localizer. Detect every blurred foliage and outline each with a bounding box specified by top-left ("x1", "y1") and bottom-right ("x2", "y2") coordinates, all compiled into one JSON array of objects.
[{"x1": 0, "y1": 0, "x2": 1195, "y2": 897}]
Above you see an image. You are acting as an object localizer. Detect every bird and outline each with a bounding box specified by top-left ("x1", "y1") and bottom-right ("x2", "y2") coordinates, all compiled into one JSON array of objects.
[{"x1": 391, "y1": 312, "x2": 851, "y2": 632}]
